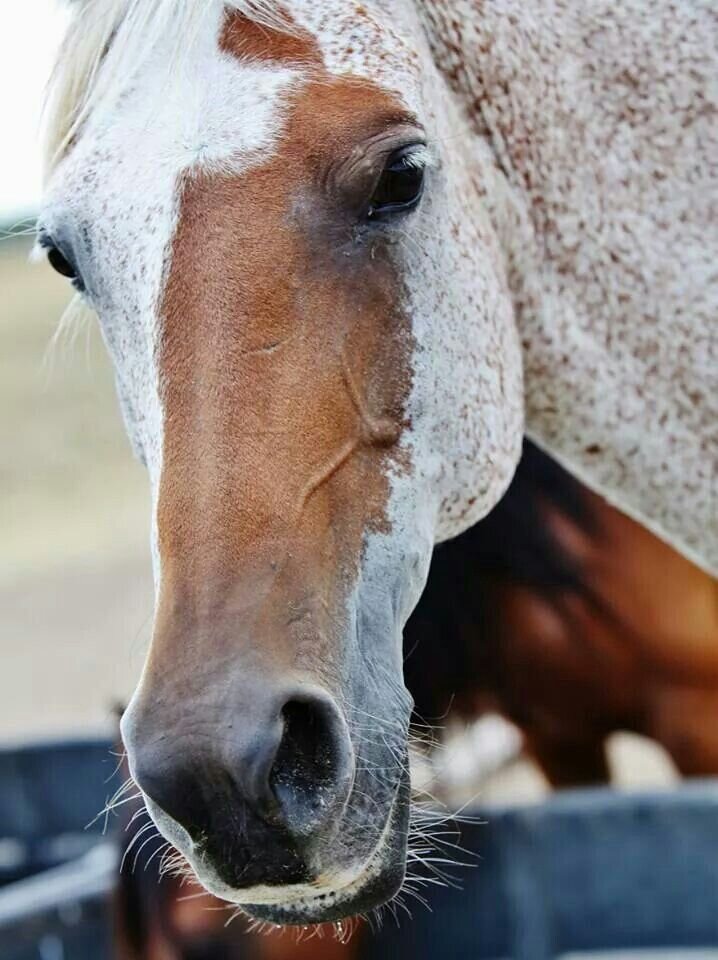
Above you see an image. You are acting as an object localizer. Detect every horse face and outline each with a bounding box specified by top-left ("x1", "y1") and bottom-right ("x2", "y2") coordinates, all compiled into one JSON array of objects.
[{"x1": 39, "y1": 1, "x2": 522, "y2": 923}]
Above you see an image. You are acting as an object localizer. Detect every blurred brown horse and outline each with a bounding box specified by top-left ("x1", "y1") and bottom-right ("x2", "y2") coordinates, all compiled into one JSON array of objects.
[
  {"x1": 116, "y1": 442, "x2": 718, "y2": 957},
  {"x1": 406, "y1": 442, "x2": 718, "y2": 786}
]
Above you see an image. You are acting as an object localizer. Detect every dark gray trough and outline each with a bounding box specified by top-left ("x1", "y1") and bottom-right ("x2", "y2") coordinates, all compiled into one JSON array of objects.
[
  {"x1": 0, "y1": 738, "x2": 717, "y2": 959},
  {"x1": 0, "y1": 739, "x2": 117, "y2": 960}
]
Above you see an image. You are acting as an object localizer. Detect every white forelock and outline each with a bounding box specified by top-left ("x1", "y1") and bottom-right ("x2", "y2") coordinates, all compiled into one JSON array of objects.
[{"x1": 44, "y1": 0, "x2": 289, "y2": 169}]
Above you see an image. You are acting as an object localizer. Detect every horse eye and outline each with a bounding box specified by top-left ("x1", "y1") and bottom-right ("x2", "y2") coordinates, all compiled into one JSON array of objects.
[
  {"x1": 367, "y1": 146, "x2": 426, "y2": 220},
  {"x1": 41, "y1": 239, "x2": 84, "y2": 291},
  {"x1": 46, "y1": 245, "x2": 77, "y2": 280}
]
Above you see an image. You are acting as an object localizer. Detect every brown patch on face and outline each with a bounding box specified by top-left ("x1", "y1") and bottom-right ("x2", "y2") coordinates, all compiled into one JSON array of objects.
[
  {"x1": 219, "y1": 8, "x2": 323, "y2": 66},
  {"x1": 151, "y1": 70, "x2": 418, "y2": 685}
]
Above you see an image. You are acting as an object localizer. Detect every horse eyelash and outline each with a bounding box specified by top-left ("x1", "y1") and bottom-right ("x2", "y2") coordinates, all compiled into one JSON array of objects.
[{"x1": 402, "y1": 145, "x2": 434, "y2": 171}]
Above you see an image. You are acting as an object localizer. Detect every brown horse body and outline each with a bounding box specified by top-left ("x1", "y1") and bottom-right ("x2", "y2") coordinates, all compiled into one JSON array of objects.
[{"x1": 406, "y1": 443, "x2": 718, "y2": 787}]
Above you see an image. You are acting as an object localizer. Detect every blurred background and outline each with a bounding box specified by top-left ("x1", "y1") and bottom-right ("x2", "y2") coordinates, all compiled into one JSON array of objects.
[
  {"x1": 1, "y1": 4, "x2": 717, "y2": 958},
  {"x1": 0, "y1": 1, "x2": 153, "y2": 741}
]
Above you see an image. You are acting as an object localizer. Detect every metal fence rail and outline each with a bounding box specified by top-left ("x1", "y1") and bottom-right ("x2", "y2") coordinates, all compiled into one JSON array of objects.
[
  {"x1": 0, "y1": 845, "x2": 115, "y2": 960},
  {"x1": 370, "y1": 783, "x2": 718, "y2": 960}
]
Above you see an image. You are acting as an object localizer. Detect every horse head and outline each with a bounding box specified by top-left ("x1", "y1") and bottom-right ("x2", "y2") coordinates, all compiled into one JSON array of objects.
[{"x1": 39, "y1": 0, "x2": 522, "y2": 922}]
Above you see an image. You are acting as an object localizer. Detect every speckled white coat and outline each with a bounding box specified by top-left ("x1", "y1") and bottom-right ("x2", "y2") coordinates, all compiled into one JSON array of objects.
[{"x1": 416, "y1": 0, "x2": 717, "y2": 574}]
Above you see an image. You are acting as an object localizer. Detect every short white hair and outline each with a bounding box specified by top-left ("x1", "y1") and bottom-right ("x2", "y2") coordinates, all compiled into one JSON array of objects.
[{"x1": 44, "y1": 0, "x2": 289, "y2": 172}]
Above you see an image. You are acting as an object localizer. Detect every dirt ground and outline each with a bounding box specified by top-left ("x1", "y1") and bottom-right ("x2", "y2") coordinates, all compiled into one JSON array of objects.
[{"x1": 0, "y1": 235, "x2": 152, "y2": 740}]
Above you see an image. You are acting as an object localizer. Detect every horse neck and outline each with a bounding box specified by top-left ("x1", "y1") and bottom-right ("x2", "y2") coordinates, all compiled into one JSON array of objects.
[
  {"x1": 417, "y1": 2, "x2": 624, "y2": 276},
  {"x1": 417, "y1": 0, "x2": 718, "y2": 578}
]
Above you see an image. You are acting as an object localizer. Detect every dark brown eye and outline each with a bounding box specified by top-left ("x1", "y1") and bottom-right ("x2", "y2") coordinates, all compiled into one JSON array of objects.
[
  {"x1": 40, "y1": 236, "x2": 84, "y2": 291},
  {"x1": 367, "y1": 145, "x2": 426, "y2": 220},
  {"x1": 47, "y1": 245, "x2": 77, "y2": 280}
]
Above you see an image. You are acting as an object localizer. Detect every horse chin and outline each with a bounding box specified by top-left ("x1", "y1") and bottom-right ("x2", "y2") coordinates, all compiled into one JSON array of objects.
[
  {"x1": 242, "y1": 861, "x2": 406, "y2": 926},
  {"x1": 172, "y1": 765, "x2": 411, "y2": 927}
]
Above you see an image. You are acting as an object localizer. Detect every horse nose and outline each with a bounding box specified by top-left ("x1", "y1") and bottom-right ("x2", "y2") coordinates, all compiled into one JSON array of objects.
[{"x1": 126, "y1": 687, "x2": 354, "y2": 855}]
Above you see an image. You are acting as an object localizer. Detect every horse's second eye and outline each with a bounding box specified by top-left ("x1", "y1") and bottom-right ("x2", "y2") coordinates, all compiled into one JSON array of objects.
[
  {"x1": 367, "y1": 146, "x2": 426, "y2": 220},
  {"x1": 42, "y1": 240, "x2": 84, "y2": 292},
  {"x1": 47, "y1": 245, "x2": 77, "y2": 280}
]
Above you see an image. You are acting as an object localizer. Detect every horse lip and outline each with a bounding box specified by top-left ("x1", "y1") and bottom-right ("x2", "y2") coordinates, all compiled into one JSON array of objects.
[
  {"x1": 241, "y1": 859, "x2": 406, "y2": 925},
  {"x1": 240, "y1": 836, "x2": 406, "y2": 926}
]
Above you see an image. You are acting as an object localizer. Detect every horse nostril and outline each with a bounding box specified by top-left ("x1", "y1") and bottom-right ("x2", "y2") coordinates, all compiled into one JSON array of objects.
[
  {"x1": 270, "y1": 697, "x2": 352, "y2": 836},
  {"x1": 125, "y1": 686, "x2": 354, "y2": 872}
]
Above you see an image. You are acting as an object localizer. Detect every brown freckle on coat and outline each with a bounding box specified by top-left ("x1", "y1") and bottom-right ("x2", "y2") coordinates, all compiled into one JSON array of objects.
[{"x1": 219, "y1": 8, "x2": 323, "y2": 66}]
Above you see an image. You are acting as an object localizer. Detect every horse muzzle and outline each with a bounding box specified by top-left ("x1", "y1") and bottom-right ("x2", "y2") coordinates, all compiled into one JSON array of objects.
[{"x1": 123, "y1": 681, "x2": 357, "y2": 880}]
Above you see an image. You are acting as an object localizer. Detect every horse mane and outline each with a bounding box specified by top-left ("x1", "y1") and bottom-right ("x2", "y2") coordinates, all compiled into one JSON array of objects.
[{"x1": 44, "y1": 0, "x2": 289, "y2": 172}]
